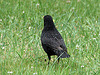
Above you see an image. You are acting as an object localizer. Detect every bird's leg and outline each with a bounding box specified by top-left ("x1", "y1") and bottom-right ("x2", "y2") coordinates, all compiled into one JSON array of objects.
[
  {"x1": 48, "y1": 55, "x2": 51, "y2": 65},
  {"x1": 57, "y1": 56, "x2": 60, "y2": 63}
]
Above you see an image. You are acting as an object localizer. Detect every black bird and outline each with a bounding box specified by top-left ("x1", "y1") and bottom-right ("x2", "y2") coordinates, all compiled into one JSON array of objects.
[{"x1": 41, "y1": 15, "x2": 70, "y2": 64}]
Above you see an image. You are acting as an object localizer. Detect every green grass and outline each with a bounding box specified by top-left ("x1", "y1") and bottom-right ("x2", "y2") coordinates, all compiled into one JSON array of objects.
[{"x1": 0, "y1": 0, "x2": 100, "y2": 75}]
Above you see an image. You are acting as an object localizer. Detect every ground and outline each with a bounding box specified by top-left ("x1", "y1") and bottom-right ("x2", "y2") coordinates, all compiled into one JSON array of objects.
[{"x1": 0, "y1": 0, "x2": 99, "y2": 75}]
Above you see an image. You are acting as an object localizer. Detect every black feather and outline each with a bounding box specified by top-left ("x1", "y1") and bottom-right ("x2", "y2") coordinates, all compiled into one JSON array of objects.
[{"x1": 41, "y1": 15, "x2": 70, "y2": 64}]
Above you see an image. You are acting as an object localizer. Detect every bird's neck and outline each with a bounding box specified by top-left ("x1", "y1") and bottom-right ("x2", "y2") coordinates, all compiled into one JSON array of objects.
[
  {"x1": 44, "y1": 25, "x2": 56, "y2": 31},
  {"x1": 44, "y1": 22, "x2": 55, "y2": 29}
]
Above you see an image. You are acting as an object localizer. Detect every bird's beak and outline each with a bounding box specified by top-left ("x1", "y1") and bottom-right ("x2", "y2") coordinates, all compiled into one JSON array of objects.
[
  {"x1": 53, "y1": 19, "x2": 55, "y2": 22},
  {"x1": 43, "y1": 16, "x2": 44, "y2": 18}
]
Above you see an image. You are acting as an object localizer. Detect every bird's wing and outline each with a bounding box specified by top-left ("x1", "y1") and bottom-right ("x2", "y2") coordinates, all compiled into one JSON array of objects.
[
  {"x1": 41, "y1": 36, "x2": 68, "y2": 56},
  {"x1": 41, "y1": 36, "x2": 59, "y2": 49},
  {"x1": 41, "y1": 34, "x2": 67, "y2": 51}
]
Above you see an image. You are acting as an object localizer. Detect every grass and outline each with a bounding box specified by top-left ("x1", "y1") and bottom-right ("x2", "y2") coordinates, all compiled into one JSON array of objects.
[{"x1": 0, "y1": 0, "x2": 100, "y2": 75}]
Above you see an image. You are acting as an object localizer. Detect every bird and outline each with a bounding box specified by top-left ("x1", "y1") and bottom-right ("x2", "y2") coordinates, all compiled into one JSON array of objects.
[{"x1": 41, "y1": 15, "x2": 70, "y2": 64}]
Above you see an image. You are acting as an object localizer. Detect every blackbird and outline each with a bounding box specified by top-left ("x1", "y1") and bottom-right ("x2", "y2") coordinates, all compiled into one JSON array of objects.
[{"x1": 41, "y1": 15, "x2": 70, "y2": 64}]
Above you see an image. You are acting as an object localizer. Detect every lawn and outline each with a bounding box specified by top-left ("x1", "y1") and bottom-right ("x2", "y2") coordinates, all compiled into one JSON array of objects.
[{"x1": 0, "y1": 0, "x2": 99, "y2": 75}]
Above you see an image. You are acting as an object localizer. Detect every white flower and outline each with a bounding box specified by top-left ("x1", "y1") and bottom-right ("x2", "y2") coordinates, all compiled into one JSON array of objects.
[
  {"x1": 33, "y1": 72, "x2": 37, "y2": 75},
  {"x1": 11, "y1": 16, "x2": 14, "y2": 19},
  {"x1": 24, "y1": 50, "x2": 26, "y2": 52},
  {"x1": 77, "y1": 0, "x2": 80, "y2": 2},
  {"x1": 70, "y1": 7, "x2": 75, "y2": 11},
  {"x1": 61, "y1": 24, "x2": 63, "y2": 26},
  {"x1": 0, "y1": 19, "x2": 2, "y2": 21},
  {"x1": 96, "y1": 21, "x2": 97, "y2": 23},
  {"x1": 29, "y1": 26, "x2": 31, "y2": 31},
  {"x1": 76, "y1": 44, "x2": 79, "y2": 49},
  {"x1": 31, "y1": 66, "x2": 33, "y2": 68},
  {"x1": 23, "y1": 11, "x2": 25, "y2": 13},
  {"x1": 66, "y1": 0, "x2": 71, "y2": 3},
  {"x1": 93, "y1": 38, "x2": 96, "y2": 40},
  {"x1": 81, "y1": 65, "x2": 84, "y2": 68},
  {"x1": 36, "y1": 3, "x2": 39, "y2": 7},
  {"x1": 2, "y1": 47, "x2": 5, "y2": 49},
  {"x1": 7, "y1": 71, "x2": 13, "y2": 74}
]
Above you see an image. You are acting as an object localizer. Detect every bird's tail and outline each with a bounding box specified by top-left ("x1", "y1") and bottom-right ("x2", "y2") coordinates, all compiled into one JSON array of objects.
[
  {"x1": 55, "y1": 50, "x2": 70, "y2": 58},
  {"x1": 60, "y1": 52, "x2": 70, "y2": 58},
  {"x1": 54, "y1": 50, "x2": 70, "y2": 58}
]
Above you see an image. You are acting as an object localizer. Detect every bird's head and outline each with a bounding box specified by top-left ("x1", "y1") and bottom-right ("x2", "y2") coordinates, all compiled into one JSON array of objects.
[
  {"x1": 43, "y1": 15, "x2": 53, "y2": 23},
  {"x1": 43, "y1": 15, "x2": 55, "y2": 28}
]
